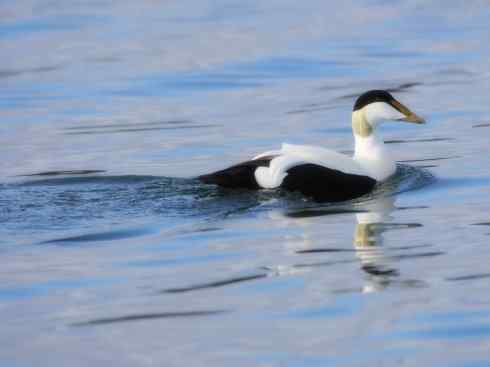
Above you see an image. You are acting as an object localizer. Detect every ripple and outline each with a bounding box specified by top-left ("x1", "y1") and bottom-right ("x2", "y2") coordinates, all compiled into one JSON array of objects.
[
  {"x1": 385, "y1": 137, "x2": 454, "y2": 144},
  {"x1": 335, "y1": 82, "x2": 423, "y2": 101},
  {"x1": 162, "y1": 273, "x2": 267, "y2": 294},
  {"x1": 39, "y1": 227, "x2": 157, "y2": 245},
  {"x1": 472, "y1": 122, "x2": 490, "y2": 128},
  {"x1": 17, "y1": 174, "x2": 161, "y2": 186},
  {"x1": 64, "y1": 120, "x2": 194, "y2": 130},
  {"x1": 64, "y1": 124, "x2": 220, "y2": 135},
  {"x1": 72, "y1": 310, "x2": 229, "y2": 327},
  {"x1": 18, "y1": 170, "x2": 106, "y2": 177},
  {"x1": 398, "y1": 156, "x2": 460, "y2": 163},
  {"x1": 446, "y1": 273, "x2": 490, "y2": 282}
]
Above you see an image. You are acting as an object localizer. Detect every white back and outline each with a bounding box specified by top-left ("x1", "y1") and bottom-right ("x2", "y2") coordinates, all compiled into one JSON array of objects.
[{"x1": 254, "y1": 143, "x2": 368, "y2": 188}]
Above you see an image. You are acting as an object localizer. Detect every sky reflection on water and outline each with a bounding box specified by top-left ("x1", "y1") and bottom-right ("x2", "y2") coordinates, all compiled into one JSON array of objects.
[{"x1": 2, "y1": 1, "x2": 490, "y2": 366}]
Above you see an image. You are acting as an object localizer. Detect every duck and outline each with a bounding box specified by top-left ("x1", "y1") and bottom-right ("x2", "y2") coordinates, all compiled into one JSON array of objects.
[{"x1": 198, "y1": 90, "x2": 425, "y2": 202}]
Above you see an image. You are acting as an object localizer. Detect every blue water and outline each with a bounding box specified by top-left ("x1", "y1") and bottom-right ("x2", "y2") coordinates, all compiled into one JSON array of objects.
[{"x1": 2, "y1": 1, "x2": 490, "y2": 366}]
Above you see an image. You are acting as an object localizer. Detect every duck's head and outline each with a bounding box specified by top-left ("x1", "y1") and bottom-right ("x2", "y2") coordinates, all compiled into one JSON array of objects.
[{"x1": 352, "y1": 90, "x2": 425, "y2": 137}]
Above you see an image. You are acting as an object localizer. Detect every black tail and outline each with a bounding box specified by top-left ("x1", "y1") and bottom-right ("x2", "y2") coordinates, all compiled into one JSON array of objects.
[{"x1": 198, "y1": 157, "x2": 275, "y2": 189}]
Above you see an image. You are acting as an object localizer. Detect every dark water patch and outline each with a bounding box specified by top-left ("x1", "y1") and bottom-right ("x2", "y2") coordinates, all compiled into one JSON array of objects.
[
  {"x1": 472, "y1": 123, "x2": 490, "y2": 128},
  {"x1": 331, "y1": 287, "x2": 364, "y2": 294},
  {"x1": 0, "y1": 70, "x2": 22, "y2": 79},
  {"x1": 286, "y1": 105, "x2": 336, "y2": 115},
  {"x1": 392, "y1": 251, "x2": 445, "y2": 261},
  {"x1": 385, "y1": 137, "x2": 453, "y2": 144},
  {"x1": 64, "y1": 120, "x2": 194, "y2": 130},
  {"x1": 72, "y1": 310, "x2": 228, "y2": 327},
  {"x1": 472, "y1": 222, "x2": 490, "y2": 226},
  {"x1": 64, "y1": 124, "x2": 220, "y2": 135},
  {"x1": 446, "y1": 273, "x2": 490, "y2": 282},
  {"x1": 292, "y1": 259, "x2": 358, "y2": 268},
  {"x1": 389, "y1": 244, "x2": 432, "y2": 251},
  {"x1": 398, "y1": 156, "x2": 459, "y2": 163},
  {"x1": 297, "y1": 248, "x2": 358, "y2": 254},
  {"x1": 18, "y1": 174, "x2": 161, "y2": 186},
  {"x1": 387, "y1": 82, "x2": 423, "y2": 93},
  {"x1": 0, "y1": 65, "x2": 61, "y2": 79},
  {"x1": 361, "y1": 264, "x2": 399, "y2": 276},
  {"x1": 262, "y1": 259, "x2": 357, "y2": 273},
  {"x1": 296, "y1": 239, "x2": 425, "y2": 255},
  {"x1": 162, "y1": 273, "x2": 267, "y2": 294},
  {"x1": 372, "y1": 222, "x2": 423, "y2": 230},
  {"x1": 397, "y1": 205, "x2": 430, "y2": 210},
  {"x1": 378, "y1": 223, "x2": 424, "y2": 229},
  {"x1": 18, "y1": 170, "x2": 106, "y2": 177},
  {"x1": 285, "y1": 207, "x2": 366, "y2": 219},
  {"x1": 188, "y1": 226, "x2": 222, "y2": 233},
  {"x1": 336, "y1": 82, "x2": 422, "y2": 101},
  {"x1": 39, "y1": 227, "x2": 156, "y2": 245}
]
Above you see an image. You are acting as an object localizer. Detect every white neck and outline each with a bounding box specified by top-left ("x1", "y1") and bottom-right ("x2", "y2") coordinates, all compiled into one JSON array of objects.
[{"x1": 352, "y1": 110, "x2": 396, "y2": 181}]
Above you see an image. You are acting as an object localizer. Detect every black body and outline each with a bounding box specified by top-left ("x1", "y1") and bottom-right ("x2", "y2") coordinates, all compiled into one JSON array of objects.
[
  {"x1": 198, "y1": 159, "x2": 376, "y2": 202},
  {"x1": 281, "y1": 163, "x2": 376, "y2": 202}
]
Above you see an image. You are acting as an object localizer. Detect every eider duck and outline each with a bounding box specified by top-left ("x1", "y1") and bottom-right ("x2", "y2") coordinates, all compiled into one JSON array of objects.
[{"x1": 199, "y1": 90, "x2": 425, "y2": 202}]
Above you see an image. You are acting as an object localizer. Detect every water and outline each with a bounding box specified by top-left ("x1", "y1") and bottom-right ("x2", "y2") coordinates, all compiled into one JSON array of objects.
[{"x1": 2, "y1": 1, "x2": 490, "y2": 366}]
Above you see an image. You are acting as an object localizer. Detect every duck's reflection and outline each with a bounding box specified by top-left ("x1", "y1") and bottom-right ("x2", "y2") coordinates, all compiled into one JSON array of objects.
[
  {"x1": 272, "y1": 194, "x2": 427, "y2": 293},
  {"x1": 352, "y1": 196, "x2": 400, "y2": 292}
]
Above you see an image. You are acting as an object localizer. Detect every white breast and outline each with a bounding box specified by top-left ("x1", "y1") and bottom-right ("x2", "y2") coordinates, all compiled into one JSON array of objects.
[{"x1": 353, "y1": 135, "x2": 396, "y2": 181}]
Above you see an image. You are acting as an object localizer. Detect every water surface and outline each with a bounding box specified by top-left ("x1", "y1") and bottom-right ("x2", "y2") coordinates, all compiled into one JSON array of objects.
[{"x1": 2, "y1": 1, "x2": 490, "y2": 366}]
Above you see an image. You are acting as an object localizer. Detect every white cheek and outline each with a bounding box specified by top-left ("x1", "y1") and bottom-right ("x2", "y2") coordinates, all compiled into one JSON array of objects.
[{"x1": 364, "y1": 102, "x2": 404, "y2": 124}]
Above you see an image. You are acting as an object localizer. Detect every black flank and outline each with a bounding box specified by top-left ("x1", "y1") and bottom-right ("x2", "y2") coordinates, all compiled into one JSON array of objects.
[
  {"x1": 198, "y1": 156, "x2": 275, "y2": 189},
  {"x1": 281, "y1": 163, "x2": 376, "y2": 202}
]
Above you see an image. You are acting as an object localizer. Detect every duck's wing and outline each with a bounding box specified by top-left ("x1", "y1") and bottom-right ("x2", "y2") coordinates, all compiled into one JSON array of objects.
[
  {"x1": 254, "y1": 143, "x2": 369, "y2": 187},
  {"x1": 280, "y1": 143, "x2": 366, "y2": 176},
  {"x1": 254, "y1": 144, "x2": 375, "y2": 202}
]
